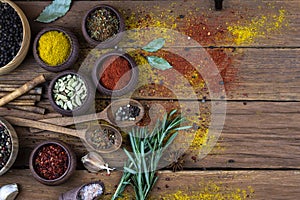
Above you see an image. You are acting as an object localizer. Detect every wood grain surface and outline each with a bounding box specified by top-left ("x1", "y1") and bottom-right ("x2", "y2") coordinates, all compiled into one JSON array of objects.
[{"x1": 0, "y1": 1, "x2": 299, "y2": 199}]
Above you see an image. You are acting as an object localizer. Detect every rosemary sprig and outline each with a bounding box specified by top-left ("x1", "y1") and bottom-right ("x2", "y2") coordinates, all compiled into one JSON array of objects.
[{"x1": 111, "y1": 110, "x2": 191, "y2": 200}]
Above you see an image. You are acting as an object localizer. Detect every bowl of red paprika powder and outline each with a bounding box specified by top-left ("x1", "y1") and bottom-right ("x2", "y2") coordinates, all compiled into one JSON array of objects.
[
  {"x1": 92, "y1": 52, "x2": 139, "y2": 96},
  {"x1": 29, "y1": 140, "x2": 76, "y2": 186}
]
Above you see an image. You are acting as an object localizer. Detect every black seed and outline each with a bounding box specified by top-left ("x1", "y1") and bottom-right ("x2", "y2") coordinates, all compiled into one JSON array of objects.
[{"x1": 0, "y1": 2, "x2": 23, "y2": 68}]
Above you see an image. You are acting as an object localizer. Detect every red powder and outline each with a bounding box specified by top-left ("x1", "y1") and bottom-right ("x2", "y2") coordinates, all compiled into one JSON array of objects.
[{"x1": 100, "y1": 56, "x2": 132, "y2": 90}]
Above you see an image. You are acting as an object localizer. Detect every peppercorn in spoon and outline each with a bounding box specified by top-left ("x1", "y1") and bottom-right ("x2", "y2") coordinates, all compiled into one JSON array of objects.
[
  {"x1": 40, "y1": 98, "x2": 144, "y2": 128},
  {"x1": 5, "y1": 116, "x2": 122, "y2": 153}
]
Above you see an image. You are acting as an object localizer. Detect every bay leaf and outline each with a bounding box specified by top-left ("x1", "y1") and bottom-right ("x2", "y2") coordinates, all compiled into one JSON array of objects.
[
  {"x1": 142, "y1": 38, "x2": 165, "y2": 52},
  {"x1": 36, "y1": 0, "x2": 72, "y2": 23},
  {"x1": 146, "y1": 56, "x2": 173, "y2": 70}
]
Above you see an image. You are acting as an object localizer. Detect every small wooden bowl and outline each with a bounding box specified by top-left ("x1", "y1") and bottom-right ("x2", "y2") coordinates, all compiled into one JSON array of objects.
[
  {"x1": 59, "y1": 181, "x2": 105, "y2": 200},
  {"x1": 82, "y1": 4, "x2": 125, "y2": 48},
  {"x1": 29, "y1": 140, "x2": 76, "y2": 186},
  {"x1": 92, "y1": 52, "x2": 139, "y2": 97},
  {"x1": 0, "y1": 0, "x2": 31, "y2": 75},
  {"x1": 48, "y1": 71, "x2": 94, "y2": 116},
  {"x1": 0, "y1": 117, "x2": 18, "y2": 176},
  {"x1": 33, "y1": 27, "x2": 79, "y2": 72}
]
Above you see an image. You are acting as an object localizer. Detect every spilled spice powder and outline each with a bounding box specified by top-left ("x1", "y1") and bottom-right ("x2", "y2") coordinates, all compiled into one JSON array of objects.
[
  {"x1": 160, "y1": 182, "x2": 254, "y2": 200},
  {"x1": 99, "y1": 56, "x2": 132, "y2": 90},
  {"x1": 227, "y1": 9, "x2": 287, "y2": 45},
  {"x1": 181, "y1": 15, "x2": 228, "y2": 46}
]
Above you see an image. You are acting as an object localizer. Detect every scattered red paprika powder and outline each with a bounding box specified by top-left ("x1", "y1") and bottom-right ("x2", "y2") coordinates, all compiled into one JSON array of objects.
[
  {"x1": 100, "y1": 56, "x2": 132, "y2": 90},
  {"x1": 34, "y1": 144, "x2": 68, "y2": 180}
]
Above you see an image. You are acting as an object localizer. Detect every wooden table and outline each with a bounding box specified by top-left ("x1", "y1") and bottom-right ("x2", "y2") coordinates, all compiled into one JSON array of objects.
[{"x1": 0, "y1": 0, "x2": 300, "y2": 199}]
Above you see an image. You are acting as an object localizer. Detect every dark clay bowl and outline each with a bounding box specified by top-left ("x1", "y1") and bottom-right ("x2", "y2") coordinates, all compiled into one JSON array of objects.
[
  {"x1": 48, "y1": 71, "x2": 94, "y2": 116},
  {"x1": 92, "y1": 52, "x2": 139, "y2": 97},
  {"x1": 29, "y1": 140, "x2": 76, "y2": 186},
  {"x1": 82, "y1": 4, "x2": 125, "y2": 48},
  {"x1": 33, "y1": 27, "x2": 79, "y2": 72}
]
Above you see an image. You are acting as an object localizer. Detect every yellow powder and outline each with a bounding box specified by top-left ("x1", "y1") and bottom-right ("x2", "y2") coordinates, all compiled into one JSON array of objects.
[
  {"x1": 38, "y1": 31, "x2": 71, "y2": 66},
  {"x1": 227, "y1": 9, "x2": 287, "y2": 45},
  {"x1": 160, "y1": 182, "x2": 254, "y2": 200}
]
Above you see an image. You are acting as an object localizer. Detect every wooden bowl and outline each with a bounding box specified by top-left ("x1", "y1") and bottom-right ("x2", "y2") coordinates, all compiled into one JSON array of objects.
[
  {"x1": 48, "y1": 71, "x2": 94, "y2": 116},
  {"x1": 59, "y1": 181, "x2": 105, "y2": 200},
  {"x1": 33, "y1": 27, "x2": 79, "y2": 72},
  {"x1": 0, "y1": 117, "x2": 18, "y2": 176},
  {"x1": 82, "y1": 4, "x2": 125, "y2": 48},
  {"x1": 29, "y1": 140, "x2": 77, "y2": 186},
  {"x1": 92, "y1": 51, "x2": 139, "y2": 97},
  {"x1": 0, "y1": 0, "x2": 31, "y2": 75}
]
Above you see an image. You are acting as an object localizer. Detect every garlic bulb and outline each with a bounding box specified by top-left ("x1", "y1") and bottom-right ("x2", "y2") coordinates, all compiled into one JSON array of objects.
[
  {"x1": 81, "y1": 152, "x2": 115, "y2": 174},
  {"x1": 0, "y1": 183, "x2": 18, "y2": 200}
]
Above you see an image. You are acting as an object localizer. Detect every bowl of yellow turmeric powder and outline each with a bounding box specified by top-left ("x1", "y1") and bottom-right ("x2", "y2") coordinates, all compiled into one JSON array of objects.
[{"x1": 33, "y1": 27, "x2": 79, "y2": 72}]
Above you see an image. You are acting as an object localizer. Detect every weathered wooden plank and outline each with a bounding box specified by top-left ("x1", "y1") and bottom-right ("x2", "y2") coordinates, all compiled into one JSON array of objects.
[
  {"x1": 1, "y1": 170, "x2": 300, "y2": 199},
  {"x1": 7, "y1": 100, "x2": 300, "y2": 169},
  {"x1": 1, "y1": 48, "x2": 299, "y2": 101},
  {"x1": 15, "y1": 0, "x2": 300, "y2": 47}
]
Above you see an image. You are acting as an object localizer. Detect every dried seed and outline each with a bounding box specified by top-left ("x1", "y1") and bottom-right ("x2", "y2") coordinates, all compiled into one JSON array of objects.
[
  {"x1": 71, "y1": 80, "x2": 78, "y2": 88},
  {"x1": 75, "y1": 95, "x2": 82, "y2": 106},
  {"x1": 66, "y1": 86, "x2": 74, "y2": 91},
  {"x1": 67, "y1": 101, "x2": 73, "y2": 110},
  {"x1": 75, "y1": 82, "x2": 82, "y2": 91},
  {"x1": 67, "y1": 91, "x2": 74, "y2": 97},
  {"x1": 57, "y1": 94, "x2": 67, "y2": 101}
]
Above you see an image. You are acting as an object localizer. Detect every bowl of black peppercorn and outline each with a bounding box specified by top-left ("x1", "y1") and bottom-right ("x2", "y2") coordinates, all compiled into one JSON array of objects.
[{"x1": 0, "y1": 0, "x2": 31, "y2": 75}]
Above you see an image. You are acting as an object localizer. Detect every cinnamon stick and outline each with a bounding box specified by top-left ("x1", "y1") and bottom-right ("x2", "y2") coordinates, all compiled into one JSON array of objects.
[
  {"x1": 0, "y1": 87, "x2": 42, "y2": 95},
  {"x1": 7, "y1": 100, "x2": 36, "y2": 106},
  {"x1": 0, "y1": 107, "x2": 45, "y2": 120},
  {"x1": 0, "y1": 93, "x2": 41, "y2": 101},
  {"x1": 0, "y1": 75, "x2": 46, "y2": 107},
  {"x1": 5, "y1": 105, "x2": 46, "y2": 115}
]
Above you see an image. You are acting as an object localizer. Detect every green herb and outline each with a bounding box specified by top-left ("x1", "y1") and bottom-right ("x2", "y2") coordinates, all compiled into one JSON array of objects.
[
  {"x1": 111, "y1": 110, "x2": 191, "y2": 200},
  {"x1": 141, "y1": 38, "x2": 173, "y2": 70},
  {"x1": 146, "y1": 56, "x2": 173, "y2": 71},
  {"x1": 36, "y1": 0, "x2": 72, "y2": 23},
  {"x1": 142, "y1": 38, "x2": 165, "y2": 52}
]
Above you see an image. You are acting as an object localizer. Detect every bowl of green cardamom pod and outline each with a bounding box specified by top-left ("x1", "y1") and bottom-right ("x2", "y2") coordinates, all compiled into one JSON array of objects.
[
  {"x1": 33, "y1": 27, "x2": 79, "y2": 72},
  {"x1": 48, "y1": 71, "x2": 94, "y2": 116}
]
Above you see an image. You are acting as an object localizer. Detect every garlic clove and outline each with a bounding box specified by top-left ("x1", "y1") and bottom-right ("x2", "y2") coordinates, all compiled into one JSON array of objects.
[
  {"x1": 81, "y1": 152, "x2": 115, "y2": 174},
  {"x1": 0, "y1": 183, "x2": 19, "y2": 200}
]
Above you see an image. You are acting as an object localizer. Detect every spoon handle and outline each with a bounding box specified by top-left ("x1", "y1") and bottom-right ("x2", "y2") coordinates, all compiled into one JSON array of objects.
[
  {"x1": 39, "y1": 111, "x2": 107, "y2": 126},
  {"x1": 5, "y1": 116, "x2": 84, "y2": 139}
]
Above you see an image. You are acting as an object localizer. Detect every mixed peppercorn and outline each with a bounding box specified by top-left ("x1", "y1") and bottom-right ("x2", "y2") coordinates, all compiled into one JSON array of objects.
[
  {"x1": 115, "y1": 104, "x2": 141, "y2": 121},
  {"x1": 0, "y1": 122, "x2": 12, "y2": 170},
  {"x1": 0, "y1": 2, "x2": 23, "y2": 67}
]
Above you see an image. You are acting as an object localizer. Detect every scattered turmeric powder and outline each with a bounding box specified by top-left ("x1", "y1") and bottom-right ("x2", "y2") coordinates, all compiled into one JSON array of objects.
[
  {"x1": 160, "y1": 182, "x2": 254, "y2": 200},
  {"x1": 227, "y1": 9, "x2": 287, "y2": 45},
  {"x1": 38, "y1": 31, "x2": 71, "y2": 66}
]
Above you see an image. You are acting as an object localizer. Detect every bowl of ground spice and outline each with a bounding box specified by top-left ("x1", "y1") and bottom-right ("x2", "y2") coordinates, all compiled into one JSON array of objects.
[
  {"x1": 48, "y1": 71, "x2": 94, "y2": 116},
  {"x1": 33, "y1": 27, "x2": 79, "y2": 72},
  {"x1": 29, "y1": 140, "x2": 76, "y2": 186},
  {"x1": 0, "y1": 0, "x2": 31, "y2": 75},
  {"x1": 92, "y1": 52, "x2": 139, "y2": 96},
  {"x1": 82, "y1": 4, "x2": 125, "y2": 48},
  {"x1": 0, "y1": 117, "x2": 18, "y2": 176}
]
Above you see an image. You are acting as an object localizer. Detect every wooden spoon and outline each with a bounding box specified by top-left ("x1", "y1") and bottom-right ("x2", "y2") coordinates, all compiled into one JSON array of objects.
[
  {"x1": 40, "y1": 98, "x2": 144, "y2": 127},
  {"x1": 5, "y1": 116, "x2": 122, "y2": 153}
]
